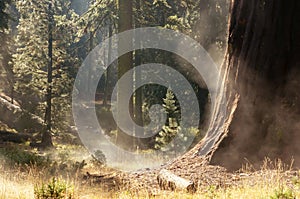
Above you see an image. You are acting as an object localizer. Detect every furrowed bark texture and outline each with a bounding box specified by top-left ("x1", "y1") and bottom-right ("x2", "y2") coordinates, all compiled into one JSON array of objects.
[{"x1": 207, "y1": 0, "x2": 300, "y2": 170}]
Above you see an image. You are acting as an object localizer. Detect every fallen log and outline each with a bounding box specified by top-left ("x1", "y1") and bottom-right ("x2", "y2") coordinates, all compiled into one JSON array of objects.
[
  {"x1": 0, "y1": 96, "x2": 81, "y2": 144},
  {"x1": 0, "y1": 130, "x2": 33, "y2": 143},
  {"x1": 0, "y1": 95, "x2": 45, "y2": 133},
  {"x1": 157, "y1": 169, "x2": 196, "y2": 193}
]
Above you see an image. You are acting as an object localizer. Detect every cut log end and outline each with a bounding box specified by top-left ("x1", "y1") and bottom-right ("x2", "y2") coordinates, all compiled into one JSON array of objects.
[{"x1": 157, "y1": 169, "x2": 197, "y2": 193}]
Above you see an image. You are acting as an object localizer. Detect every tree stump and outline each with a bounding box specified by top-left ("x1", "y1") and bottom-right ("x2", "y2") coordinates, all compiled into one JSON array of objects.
[{"x1": 157, "y1": 169, "x2": 196, "y2": 193}]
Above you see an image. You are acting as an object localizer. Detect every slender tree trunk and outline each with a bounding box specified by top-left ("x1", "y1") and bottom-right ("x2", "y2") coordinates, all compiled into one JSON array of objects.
[
  {"x1": 198, "y1": 0, "x2": 300, "y2": 170},
  {"x1": 42, "y1": 1, "x2": 54, "y2": 147},
  {"x1": 103, "y1": 23, "x2": 113, "y2": 106},
  {"x1": 88, "y1": 31, "x2": 94, "y2": 97},
  {"x1": 194, "y1": 0, "x2": 211, "y2": 49}
]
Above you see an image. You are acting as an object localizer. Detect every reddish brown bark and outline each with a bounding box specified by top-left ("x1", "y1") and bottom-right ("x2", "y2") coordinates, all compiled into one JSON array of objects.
[{"x1": 208, "y1": 0, "x2": 300, "y2": 170}]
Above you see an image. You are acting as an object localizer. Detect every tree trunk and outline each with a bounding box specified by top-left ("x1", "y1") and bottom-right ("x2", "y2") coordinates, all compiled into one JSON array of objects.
[
  {"x1": 103, "y1": 22, "x2": 113, "y2": 106},
  {"x1": 199, "y1": 0, "x2": 300, "y2": 170},
  {"x1": 116, "y1": 0, "x2": 134, "y2": 149},
  {"x1": 88, "y1": 31, "x2": 94, "y2": 97},
  {"x1": 133, "y1": 0, "x2": 144, "y2": 147},
  {"x1": 42, "y1": 1, "x2": 54, "y2": 147}
]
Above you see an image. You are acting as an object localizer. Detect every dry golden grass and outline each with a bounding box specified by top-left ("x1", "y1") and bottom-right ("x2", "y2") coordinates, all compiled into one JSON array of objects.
[
  {"x1": 0, "y1": 164, "x2": 34, "y2": 199},
  {"x1": 0, "y1": 159, "x2": 300, "y2": 199},
  {"x1": 0, "y1": 176, "x2": 33, "y2": 199},
  {"x1": 0, "y1": 143, "x2": 299, "y2": 199}
]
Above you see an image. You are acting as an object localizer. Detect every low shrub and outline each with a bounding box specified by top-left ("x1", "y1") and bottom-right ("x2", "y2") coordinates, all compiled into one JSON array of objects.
[
  {"x1": 34, "y1": 177, "x2": 74, "y2": 199},
  {"x1": 0, "y1": 146, "x2": 48, "y2": 167}
]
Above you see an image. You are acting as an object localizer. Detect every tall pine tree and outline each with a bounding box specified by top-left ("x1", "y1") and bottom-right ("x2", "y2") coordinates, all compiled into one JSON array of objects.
[{"x1": 13, "y1": 0, "x2": 78, "y2": 146}]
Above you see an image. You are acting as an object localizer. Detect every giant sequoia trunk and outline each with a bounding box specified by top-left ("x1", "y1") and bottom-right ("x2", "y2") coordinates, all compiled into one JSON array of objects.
[{"x1": 187, "y1": 0, "x2": 300, "y2": 170}]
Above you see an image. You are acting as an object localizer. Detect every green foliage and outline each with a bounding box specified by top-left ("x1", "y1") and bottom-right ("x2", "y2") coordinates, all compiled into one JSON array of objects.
[
  {"x1": 76, "y1": 0, "x2": 117, "y2": 38},
  {"x1": 3, "y1": 0, "x2": 227, "y2": 149},
  {"x1": 270, "y1": 186, "x2": 296, "y2": 199},
  {"x1": 204, "y1": 185, "x2": 218, "y2": 199},
  {"x1": 12, "y1": 0, "x2": 79, "y2": 132},
  {"x1": 162, "y1": 89, "x2": 179, "y2": 119},
  {"x1": 91, "y1": 149, "x2": 107, "y2": 166},
  {"x1": 0, "y1": 0, "x2": 11, "y2": 30},
  {"x1": 155, "y1": 118, "x2": 180, "y2": 151},
  {"x1": 46, "y1": 145, "x2": 86, "y2": 175},
  {"x1": 0, "y1": 146, "x2": 49, "y2": 167},
  {"x1": 34, "y1": 177, "x2": 74, "y2": 199},
  {"x1": 154, "y1": 89, "x2": 201, "y2": 153},
  {"x1": 0, "y1": 0, "x2": 14, "y2": 94},
  {"x1": 154, "y1": 89, "x2": 178, "y2": 149},
  {"x1": 0, "y1": 144, "x2": 86, "y2": 175},
  {"x1": 155, "y1": 89, "x2": 180, "y2": 151},
  {"x1": 75, "y1": 1, "x2": 224, "y2": 148},
  {"x1": 292, "y1": 171, "x2": 300, "y2": 188}
]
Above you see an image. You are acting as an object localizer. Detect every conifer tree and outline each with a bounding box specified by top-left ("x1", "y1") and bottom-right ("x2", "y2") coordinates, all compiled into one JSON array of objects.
[
  {"x1": 155, "y1": 88, "x2": 180, "y2": 151},
  {"x1": 0, "y1": 0, "x2": 14, "y2": 99},
  {"x1": 155, "y1": 88, "x2": 200, "y2": 153},
  {"x1": 13, "y1": 0, "x2": 79, "y2": 145}
]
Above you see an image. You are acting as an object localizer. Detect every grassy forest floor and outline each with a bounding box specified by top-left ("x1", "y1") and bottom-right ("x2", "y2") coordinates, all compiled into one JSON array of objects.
[{"x1": 0, "y1": 141, "x2": 300, "y2": 199}]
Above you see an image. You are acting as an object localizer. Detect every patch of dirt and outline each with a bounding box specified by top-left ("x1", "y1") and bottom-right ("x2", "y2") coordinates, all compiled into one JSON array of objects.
[
  {"x1": 82, "y1": 153, "x2": 239, "y2": 194},
  {"x1": 82, "y1": 153, "x2": 300, "y2": 196},
  {"x1": 120, "y1": 155, "x2": 236, "y2": 194}
]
